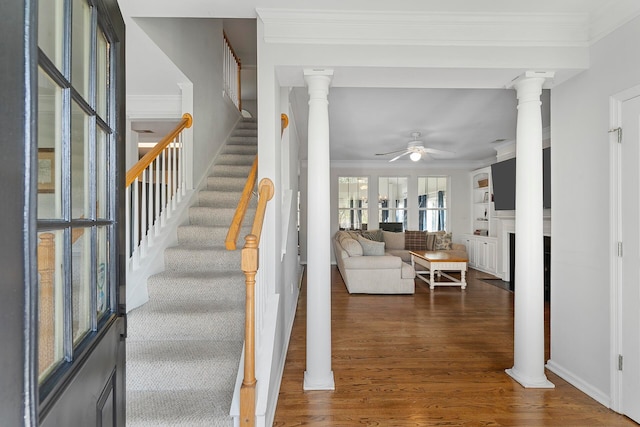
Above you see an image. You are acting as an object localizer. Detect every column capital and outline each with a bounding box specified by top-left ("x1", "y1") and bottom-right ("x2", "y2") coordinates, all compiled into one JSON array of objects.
[
  {"x1": 303, "y1": 68, "x2": 334, "y2": 78},
  {"x1": 304, "y1": 69, "x2": 333, "y2": 100},
  {"x1": 507, "y1": 71, "x2": 555, "y2": 89}
]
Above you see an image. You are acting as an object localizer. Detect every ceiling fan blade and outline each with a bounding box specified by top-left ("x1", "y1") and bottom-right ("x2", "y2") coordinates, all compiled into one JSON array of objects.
[
  {"x1": 375, "y1": 149, "x2": 406, "y2": 156},
  {"x1": 424, "y1": 147, "x2": 455, "y2": 156},
  {"x1": 389, "y1": 151, "x2": 410, "y2": 162}
]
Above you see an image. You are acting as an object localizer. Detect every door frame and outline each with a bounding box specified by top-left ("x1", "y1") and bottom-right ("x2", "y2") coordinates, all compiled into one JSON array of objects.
[
  {"x1": 609, "y1": 83, "x2": 640, "y2": 412},
  {"x1": 0, "y1": 0, "x2": 39, "y2": 424}
]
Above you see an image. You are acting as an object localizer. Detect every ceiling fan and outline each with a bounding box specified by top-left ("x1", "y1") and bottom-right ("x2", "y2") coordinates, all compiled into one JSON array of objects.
[{"x1": 375, "y1": 132, "x2": 453, "y2": 162}]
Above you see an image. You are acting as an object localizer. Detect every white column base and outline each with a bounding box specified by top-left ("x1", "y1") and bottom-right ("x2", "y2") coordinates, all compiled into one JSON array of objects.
[
  {"x1": 506, "y1": 368, "x2": 555, "y2": 389},
  {"x1": 303, "y1": 370, "x2": 335, "y2": 391}
]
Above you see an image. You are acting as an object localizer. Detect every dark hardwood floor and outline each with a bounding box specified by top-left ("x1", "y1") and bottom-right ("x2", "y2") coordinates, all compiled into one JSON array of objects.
[{"x1": 273, "y1": 266, "x2": 636, "y2": 426}]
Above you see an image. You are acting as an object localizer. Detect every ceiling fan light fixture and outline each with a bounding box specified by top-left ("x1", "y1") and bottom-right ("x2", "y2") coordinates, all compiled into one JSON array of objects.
[{"x1": 410, "y1": 152, "x2": 422, "y2": 161}]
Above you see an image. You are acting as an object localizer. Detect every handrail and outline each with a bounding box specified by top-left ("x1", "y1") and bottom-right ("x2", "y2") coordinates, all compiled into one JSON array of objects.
[
  {"x1": 281, "y1": 113, "x2": 289, "y2": 136},
  {"x1": 225, "y1": 156, "x2": 258, "y2": 250},
  {"x1": 240, "y1": 178, "x2": 274, "y2": 427},
  {"x1": 125, "y1": 113, "x2": 193, "y2": 187},
  {"x1": 125, "y1": 113, "x2": 193, "y2": 268}
]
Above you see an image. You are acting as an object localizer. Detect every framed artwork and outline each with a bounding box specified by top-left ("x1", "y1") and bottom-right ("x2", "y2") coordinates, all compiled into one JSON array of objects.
[{"x1": 38, "y1": 148, "x2": 55, "y2": 193}]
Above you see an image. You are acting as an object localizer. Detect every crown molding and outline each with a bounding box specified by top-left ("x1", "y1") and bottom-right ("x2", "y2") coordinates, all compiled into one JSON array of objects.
[
  {"x1": 257, "y1": 9, "x2": 589, "y2": 47},
  {"x1": 589, "y1": 0, "x2": 640, "y2": 44}
]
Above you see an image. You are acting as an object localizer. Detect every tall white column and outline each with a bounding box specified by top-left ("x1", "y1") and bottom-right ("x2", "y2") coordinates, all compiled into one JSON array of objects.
[
  {"x1": 303, "y1": 69, "x2": 335, "y2": 391},
  {"x1": 506, "y1": 71, "x2": 555, "y2": 388}
]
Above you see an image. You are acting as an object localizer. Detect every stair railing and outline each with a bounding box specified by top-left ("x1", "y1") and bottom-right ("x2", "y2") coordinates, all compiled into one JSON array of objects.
[
  {"x1": 239, "y1": 177, "x2": 274, "y2": 426},
  {"x1": 125, "y1": 113, "x2": 193, "y2": 267},
  {"x1": 225, "y1": 156, "x2": 257, "y2": 250},
  {"x1": 223, "y1": 32, "x2": 241, "y2": 111}
]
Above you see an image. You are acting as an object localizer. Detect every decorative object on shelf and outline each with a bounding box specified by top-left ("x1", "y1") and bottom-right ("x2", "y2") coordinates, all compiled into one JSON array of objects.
[
  {"x1": 483, "y1": 192, "x2": 489, "y2": 203},
  {"x1": 478, "y1": 178, "x2": 489, "y2": 188}
]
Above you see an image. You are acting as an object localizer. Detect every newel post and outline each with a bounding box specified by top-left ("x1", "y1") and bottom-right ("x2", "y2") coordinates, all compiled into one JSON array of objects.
[{"x1": 240, "y1": 234, "x2": 258, "y2": 425}]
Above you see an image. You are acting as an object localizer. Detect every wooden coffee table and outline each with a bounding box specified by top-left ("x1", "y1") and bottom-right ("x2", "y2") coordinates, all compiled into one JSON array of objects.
[{"x1": 410, "y1": 251, "x2": 468, "y2": 290}]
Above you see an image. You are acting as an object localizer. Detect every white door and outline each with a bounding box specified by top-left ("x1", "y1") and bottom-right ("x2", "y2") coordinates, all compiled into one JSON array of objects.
[{"x1": 620, "y1": 94, "x2": 640, "y2": 423}]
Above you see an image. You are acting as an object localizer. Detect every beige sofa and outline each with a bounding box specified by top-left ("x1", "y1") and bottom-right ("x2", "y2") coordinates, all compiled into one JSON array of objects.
[
  {"x1": 333, "y1": 230, "x2": 415, "y2": 294},
  {"x1": 381, "y1": 230, "x2": 468, "y2": 263},
  {"x1": 333, "y1": 229, "x2": 468, "y2": 294}
]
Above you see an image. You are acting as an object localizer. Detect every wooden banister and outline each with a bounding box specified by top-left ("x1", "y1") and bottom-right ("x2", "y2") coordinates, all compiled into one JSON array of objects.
[
  {"x1": 281, "y1": 113, "x2": 289, "y2": 136},
  {"x1": 225, "y1": 156, "x2": 258, "y2": 250},
  {"x1": 37, "y1": 233, "x2": 56, "y2": 377},
  {"x1": 249, "y1": 178, "x2": 274, "y2": 246},
  {"x1": 239, "y1": 178, "x2": 274, "y2": 427},
  {"x1": 125, "y1": 113, "x2": 193, "y2": 187}
]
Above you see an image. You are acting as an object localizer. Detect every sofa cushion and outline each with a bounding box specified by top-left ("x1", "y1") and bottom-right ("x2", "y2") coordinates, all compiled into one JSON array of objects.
[
  {"x1": 433, "y1": 232, "x2": 453, "y2": 250},
  {"x1": 385, "y1": 249, "x2": 412, "y2": 263},
  {"x1": 361, "y1": 229, "x2": 384, "y2": 242},
  {"x1": 405, "y1": 230, "x2": 427, "y2": 251},
  {"x1": 341, "y1": 238, "x2": 363, "y2": 257},
  {"x1": 343, "y1": 255, "x2": 401, "y2": 269},
  {"x1": 382, "y1": 230, "x2": 405, "y2": 250},
  {"x1": 357, "y1": 236, "x2": 385, "y2": 256}
]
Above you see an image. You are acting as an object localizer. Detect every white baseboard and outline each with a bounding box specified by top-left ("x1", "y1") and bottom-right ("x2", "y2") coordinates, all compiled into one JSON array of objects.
[{"x1": 546, "y1": 359, "x2": 612, "y2": 408}]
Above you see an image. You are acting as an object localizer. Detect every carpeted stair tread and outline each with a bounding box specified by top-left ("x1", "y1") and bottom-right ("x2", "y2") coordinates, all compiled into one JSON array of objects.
[
  {"x1": 164, "y1": 245, "x2": 241, "y2": 272},
  {"x1": 127, "y1": 389, "x2": 233, "y2": 427},
  {"x1": 207, "y1": 176, "x2": 247, "y2": 191},
  {"x1": 231, "y1": 128, "x2": 257, "y2": 137},
  {"x1": 197, "y1": 190, "x2": 256, "y2": 208},
  {"x1": 127, "y1": 300, "x2": 244, "y2": 342},
  {"x1": 211, "y1": 164, "x2": 254, "y2": 178},
  {"x1": 227, "y1": 136, "x2": 257, "y2": 145},
  {"x1": 127, "y1": 340, "x2": 242, "y2": 391},
  {"x1": 221, "y1": 144, "x2": 256, "y2": 155},
  {"x1": 146, "y1": 271, "x2": 245, "y2": 301},
  {"x1": 189, "y1": 206, "x2": 255, "y2": 227},
  {"x1": 176, "y1": 224, "x2": 248, "y2": 245},
  {"x1": 216, "y1": 153, "x2": 255, "y2": 166}
]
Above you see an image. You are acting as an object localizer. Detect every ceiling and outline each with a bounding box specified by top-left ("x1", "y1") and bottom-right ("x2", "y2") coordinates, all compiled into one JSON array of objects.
[
  {"x1": 128, "y1": 1, "x2": 637, "y2": 166},
  {"x1": 290, "y1": 87, "x2": 550, "y2": 167}
]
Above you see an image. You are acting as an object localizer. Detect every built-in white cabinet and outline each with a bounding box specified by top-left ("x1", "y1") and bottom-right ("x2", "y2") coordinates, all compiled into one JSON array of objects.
[
  {"x1": 471, "y1": 167, "x2": 495, "y2": 238},
  {"x1": 461, "y1": 234, "x2": 497, "y2": 275}
]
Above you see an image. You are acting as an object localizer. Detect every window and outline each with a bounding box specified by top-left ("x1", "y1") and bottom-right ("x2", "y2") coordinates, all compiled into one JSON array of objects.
[
  {"x1": 379, "y1": 177, "x2": 408, "y2": 231},
  {"x1": 338, "y1": 177, "x2": 368, "y2": 230},
  {"x1": 418, "y1": 177, "x2": 448, "y2": 231},
  {"x1": 37, "y1": 0, "x2": 116, "y2": 386}
]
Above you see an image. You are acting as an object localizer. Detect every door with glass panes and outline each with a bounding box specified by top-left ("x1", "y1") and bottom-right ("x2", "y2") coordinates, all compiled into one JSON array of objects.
[{"x1": 36, "y1": 0, "x2": 125, "y2": 424}]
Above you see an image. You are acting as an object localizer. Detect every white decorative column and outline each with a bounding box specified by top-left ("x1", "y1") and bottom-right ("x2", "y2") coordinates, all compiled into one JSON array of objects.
[
  {"x1": 303, "y1": 69, "x2": 335, "y2": 390},
  {"x1": 506, "y1": 71, "x2": 555, "y2": 388}
]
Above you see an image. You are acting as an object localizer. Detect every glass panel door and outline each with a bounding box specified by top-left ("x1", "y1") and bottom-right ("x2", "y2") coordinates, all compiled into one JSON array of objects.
[{"x1": 36, "y1": 0, "x2": 118, "y2": 393}]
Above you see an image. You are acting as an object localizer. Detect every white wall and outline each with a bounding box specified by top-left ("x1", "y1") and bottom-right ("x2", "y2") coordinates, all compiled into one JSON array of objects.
[
  {"x1": 134, "y1": 18, "x2": 241, "y2": 185},
  {"x1": 549, "y1": 14, "x2": 640, "y2": 406},
  {"x1": 298, "y1": 164, "x2": 470, "y2": 264}
]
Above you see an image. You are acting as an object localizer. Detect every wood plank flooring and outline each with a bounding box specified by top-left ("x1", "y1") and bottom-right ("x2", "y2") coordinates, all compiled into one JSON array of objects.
[{"x1": 273, "y1": 266, "x2": 636, "y2": 426}]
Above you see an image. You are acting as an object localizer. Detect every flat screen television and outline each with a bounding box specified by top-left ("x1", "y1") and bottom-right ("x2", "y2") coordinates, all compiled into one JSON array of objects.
[{"x1": 491, "y1": 147, "x2": 550, "y2": 211}]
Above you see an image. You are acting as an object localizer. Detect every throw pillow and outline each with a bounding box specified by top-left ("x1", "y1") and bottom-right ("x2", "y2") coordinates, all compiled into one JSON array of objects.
[
  {"x1": 341, "y1": 238, "x2": 363, "y2": 257},
  {"x1": 356, "y1": 236, "x2": 386, "y2": 256},
  {"x1": 404, "y1": 230, "x2": 427, "y2": 251},
  {"x1": 382, "y1": 230, "x2": 405, "y2": 250},
  {"x1": 426, "y1": 231, "x2": 445, "y2": 250},
  {"x1": 433, "y1": 232, "x2": 453, "y2": 250},
  {"x1": 361, "y1": 229, "x2": 384, "y2": 242}
]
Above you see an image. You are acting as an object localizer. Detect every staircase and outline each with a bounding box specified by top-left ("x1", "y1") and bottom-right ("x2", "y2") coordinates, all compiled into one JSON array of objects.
[{"x1": 126, "y1": 119, "x2": 258, "y2": 427}]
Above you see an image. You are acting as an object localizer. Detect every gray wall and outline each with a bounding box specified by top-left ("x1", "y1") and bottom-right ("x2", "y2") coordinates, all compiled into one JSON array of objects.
[
  {"x1": 135, "y1": 17, "x2": 241, "y2": 185},
  {"x1": 550, "y1": 14, "x2": 640, "y2": 402}
]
